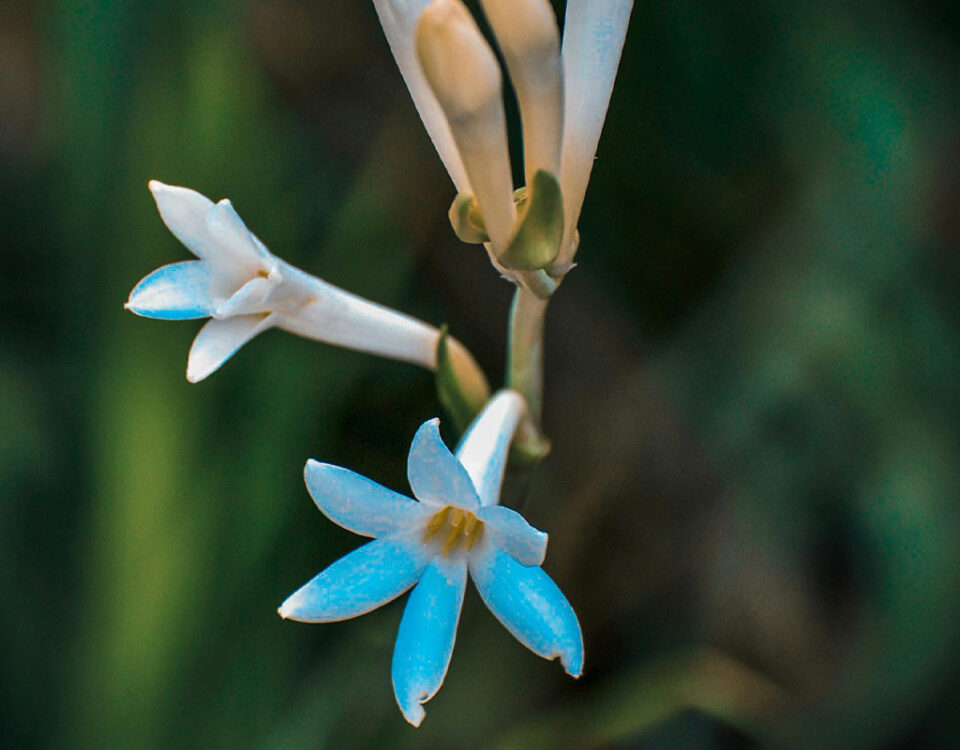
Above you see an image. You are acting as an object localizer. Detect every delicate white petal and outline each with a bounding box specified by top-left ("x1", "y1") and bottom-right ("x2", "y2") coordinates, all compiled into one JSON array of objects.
[
  {"x1": 373, "y1": 0, "x2": 471, "y2": 191},
  {"x1": 303, "y1": 459, "x2": 430, "y2": 538},
  {"x1": 278, "y1": 536, "x2": 431, "y2": 623},
  {"x1": 125, "y1": 261, "x2": 213, "y2": 320},
  {"x1": 407, "y1": 418, "x2": 480, "y2": 509},
  {"x1": 479, "y1": 0, "x2": 564, "y2": 184},
  {"x1": 470, "y1": 540, "x2": 583, "y2": 676},
  {"x1": 416, "y1": 0, "x2": 516, "y2": 254},
  {"x1": 476, "y1": 504, "x2": 547, "y2": 566},
  {"x1": 148, "y1": 181, "x2": 217, "y2": 261},
  {"x1": 205, "y1": 199, "x2": 274, "y2": 269},
  {"x1": 557, "y1": 0, "x2": 633, "y2": 266},
  {"x1": 455, "y1": 390, "x2": 526, "y2": 506},
  {"x1": 392, "y1": 556, "x2": 468, "y2": 726},
  {"x1": 213, "y1": 276, "x2": 276, "y2": 318},
  {"x1": 186, "y1": 313, "x2": 275, "y2": 382},
  {"x1": 272, "y1": 269, "x2": 439, "y2": 370}
]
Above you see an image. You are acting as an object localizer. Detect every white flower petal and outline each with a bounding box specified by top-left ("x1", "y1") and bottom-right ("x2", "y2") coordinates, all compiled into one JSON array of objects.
[
  {"x1": 278, "y1": 535, "x2": 432, "y2": 623},
  {"x1": 148, "y1": 181, "x2": 217, "y2": 261},
  {"x1": 303, "y1": 460, "x2": 430, "y2": 538},
  {"x1": 407, "y1": 418, "x2": 480, "y2": 510},
  {"x1": 213, "y1": 275, "x2": 276, "y2": 318},
  {"x1": 455, "y1": 389, "x2": 526, "y2": 506},
  {"x1": 416, "y1": 0, "x2": 516, "y2": 254},
  {"x1": 476, "y1": 504, "x2": 547, "y2": 566},
  {"x1": 373, "y1": 0, "x2": 471, "y2": 192},
  {"x1": 186, "y1": 313, "x2": 275, "y2": 383},
  {"x1": 392, "y1": 556, "x2": 468, "y2": 726},
  {"x1": 558, "y1": 0, "x2": 633, "y2": 266},
  {"x1": 470, "y1": 538, "x2": 583, "y2": 677},
  {"x1": 205, "y1": 199, "x2": 273, "y2": 270}
]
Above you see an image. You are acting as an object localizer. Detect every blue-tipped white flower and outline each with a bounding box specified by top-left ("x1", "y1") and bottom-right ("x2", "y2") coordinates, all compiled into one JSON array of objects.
[
  {"x1": 127, "y1": 181, "x2": 460, "y2": 382},
  {"x1": 278, "y1": 390, "x2": 583, "y2": 726},
  {"x1": 374, "y1": 0, "x2": 633, "y2": 271}
]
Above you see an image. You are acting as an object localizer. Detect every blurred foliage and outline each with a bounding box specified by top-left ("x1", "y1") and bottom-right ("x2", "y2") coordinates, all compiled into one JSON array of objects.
[{"x1": 1, "y1": 0, "x2": 959, "y2": 748}]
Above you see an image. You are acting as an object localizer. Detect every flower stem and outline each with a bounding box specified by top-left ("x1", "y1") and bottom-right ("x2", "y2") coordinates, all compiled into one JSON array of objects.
[{"x1": 507, "y1": 285, "x2": 552, "y2": 461}]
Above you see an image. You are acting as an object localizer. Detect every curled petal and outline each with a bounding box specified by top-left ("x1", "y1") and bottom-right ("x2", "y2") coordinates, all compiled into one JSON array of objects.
[
  {"x1": 373, "y1": 0, "x2": 471, "y2": 192},
  {"x1": 206, "y1": 199, "x2": 274, "y2": 270},
  {"x1": 408, "y1": 418, "x2": 480, "y2": 509},
  {"x1": 455, "y1": 389, "x2": 526, "y2": 506},
  {"x1": 213, "y1": 275, "x2": 277, "y2": 318},
  {"x1": 278, "y1": 536, "x2": 431, "y2": 623},
  {"x1": 557, "y1": 0, "x2": 633, "y2": 266},
  {"x1": 476, "y1": 505, "x2": 547, "y2": 566},
  {"x1": 304, "y1": 460, "x2": 430, "y2": 538},
  {"x1": 392, "y1": 556, "x2": 468, "y2": 726},
  {"x1": 186, "y1": 313, "x2": 275, "y2": 383},
  {"x1": 470, "y1": 541, "x2": 583, "y2": 677},
  {"x1": 149, "y1": 181, "x2": 217, "y2": 261},
  {"x1": 125, "y1": 261, "x2": 213, "y2": 320}
]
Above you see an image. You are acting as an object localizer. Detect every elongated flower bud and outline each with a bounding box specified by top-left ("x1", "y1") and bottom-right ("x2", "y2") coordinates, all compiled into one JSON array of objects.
[
  {"x1": 558, "y1": 0, "x2": 634, "y2": 267},
  {"x1": 416, "y1": 0, "x2": 516, "y2": 254},
  {"x1": 479, "y1": 0, "x2": 563, "y2": 187}
]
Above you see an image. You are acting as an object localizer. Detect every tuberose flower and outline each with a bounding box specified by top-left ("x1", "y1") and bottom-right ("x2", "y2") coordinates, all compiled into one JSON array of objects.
[
  {"x1": 126, "y1": 181, "x2": 485, "y2": 387},
  {"x1": 373, "y1": 0, "x2": 633, "y2": 273},
  {"x1": 278, "y1": 389, "x2": 583, "y2": 726}
]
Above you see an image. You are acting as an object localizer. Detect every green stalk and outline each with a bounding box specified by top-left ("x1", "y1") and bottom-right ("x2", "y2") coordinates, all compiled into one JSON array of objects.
[{"x1": 507, "y1": 285, "x2": 552, "y2": 461}]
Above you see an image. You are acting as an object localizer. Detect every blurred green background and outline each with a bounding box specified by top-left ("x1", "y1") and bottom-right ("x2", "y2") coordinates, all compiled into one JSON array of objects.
[{"x1": 2, "y1": 0, "x2": 959, "y2": 747}]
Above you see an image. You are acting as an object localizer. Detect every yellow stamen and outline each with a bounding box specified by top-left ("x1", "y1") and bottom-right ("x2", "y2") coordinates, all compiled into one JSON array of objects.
[
  {"x1": 424, "y1": 505, "x2": 484, "y2": 557},
  {"x1": 464, "y1": 514, "x2": 482, "y2": 550},
  {"x1": 423, "y1": 506, "x2": 452, "y2": 543},
  {"x1": 442, "y1": 509, "x2": 467, "y2": 556}
]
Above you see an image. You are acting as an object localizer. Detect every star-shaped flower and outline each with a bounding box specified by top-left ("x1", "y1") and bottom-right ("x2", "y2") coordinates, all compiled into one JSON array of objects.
[
  {"x1": 278, "y1": 390, "x2": 583, "y2": 726},
  {"x1": 374, "y1": 0, "x2": 633, "y2": 275},
  {"x1": 126, "y1": 181, "x2": 470, "y2": 382}
]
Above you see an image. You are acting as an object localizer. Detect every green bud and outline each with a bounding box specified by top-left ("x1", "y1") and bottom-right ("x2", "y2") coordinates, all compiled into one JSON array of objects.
[
  {"x1": 499, "y1": 169, "x2": 564, "y2": 271},
  {"x1": 448, "y1": 192, "x2": 489, "y2": 244},
  {"x1": 435, "y1": 326, "x2": 490, "y2": 435},
  {"x1": 511, "y1": 420, "x2": 552, "y2": 466}
]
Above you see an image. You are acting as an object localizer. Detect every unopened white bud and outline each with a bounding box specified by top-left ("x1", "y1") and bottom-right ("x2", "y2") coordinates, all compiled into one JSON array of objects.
[
  {"x1": 416, "y1": 0, "x2": 516, "y2": 253},
  {"x1": 479, "y1": 0, "x2": 563, "y2": 186}
]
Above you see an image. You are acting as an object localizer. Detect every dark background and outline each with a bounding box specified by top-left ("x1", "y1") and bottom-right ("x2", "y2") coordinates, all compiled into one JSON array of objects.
[{"x1": 2, "y1": 1, "x2": 959, "y2": 747}]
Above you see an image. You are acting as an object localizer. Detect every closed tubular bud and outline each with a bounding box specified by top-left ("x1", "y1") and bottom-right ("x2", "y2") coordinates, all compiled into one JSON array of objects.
[
  {"x1": 416, "y1": 0, "x2": 516, "y2": 254},
  {"x1": 479, "y1": 0, "x2": 563, "y2": 187}
]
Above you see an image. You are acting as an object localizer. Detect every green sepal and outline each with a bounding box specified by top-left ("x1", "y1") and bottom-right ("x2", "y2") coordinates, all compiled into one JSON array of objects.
[
  {"x1": 435, "y1": 326, "x2": 489, "y2": 436},
  {"x1": 510, "y1": 424, "x2": 552, "y2": 467},
  {"x1": 499, "y1": 169, "x2": 564, "y2": 271},
  {"x1": 448, "y1": 193, "x2": 489, "y2": 244}
]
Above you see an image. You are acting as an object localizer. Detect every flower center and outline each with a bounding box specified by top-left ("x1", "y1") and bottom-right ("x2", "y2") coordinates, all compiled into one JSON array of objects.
[{"x1": 423, "y1": 506, "x2": 483, "y2": 557}]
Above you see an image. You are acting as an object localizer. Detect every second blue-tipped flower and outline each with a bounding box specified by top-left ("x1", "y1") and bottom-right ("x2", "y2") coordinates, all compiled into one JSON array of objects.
[{"x1": 279, "y1": 390, "x2": 583, "y2": 726}]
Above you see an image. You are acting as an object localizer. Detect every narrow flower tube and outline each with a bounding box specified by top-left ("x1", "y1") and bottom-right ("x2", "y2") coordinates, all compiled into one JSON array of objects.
[
  {"x1": 127, "y1": 181, "x2": 488, "y2": 391},
  {"x1": 478, "y1": 0, "x2": 564, "y2": 187},
  {"x1": 557, "y1": 0, "x2": 634, "y2": 267},
  {"x1": 415, "y1": 0, "x2": 516, "y2": 254}
]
